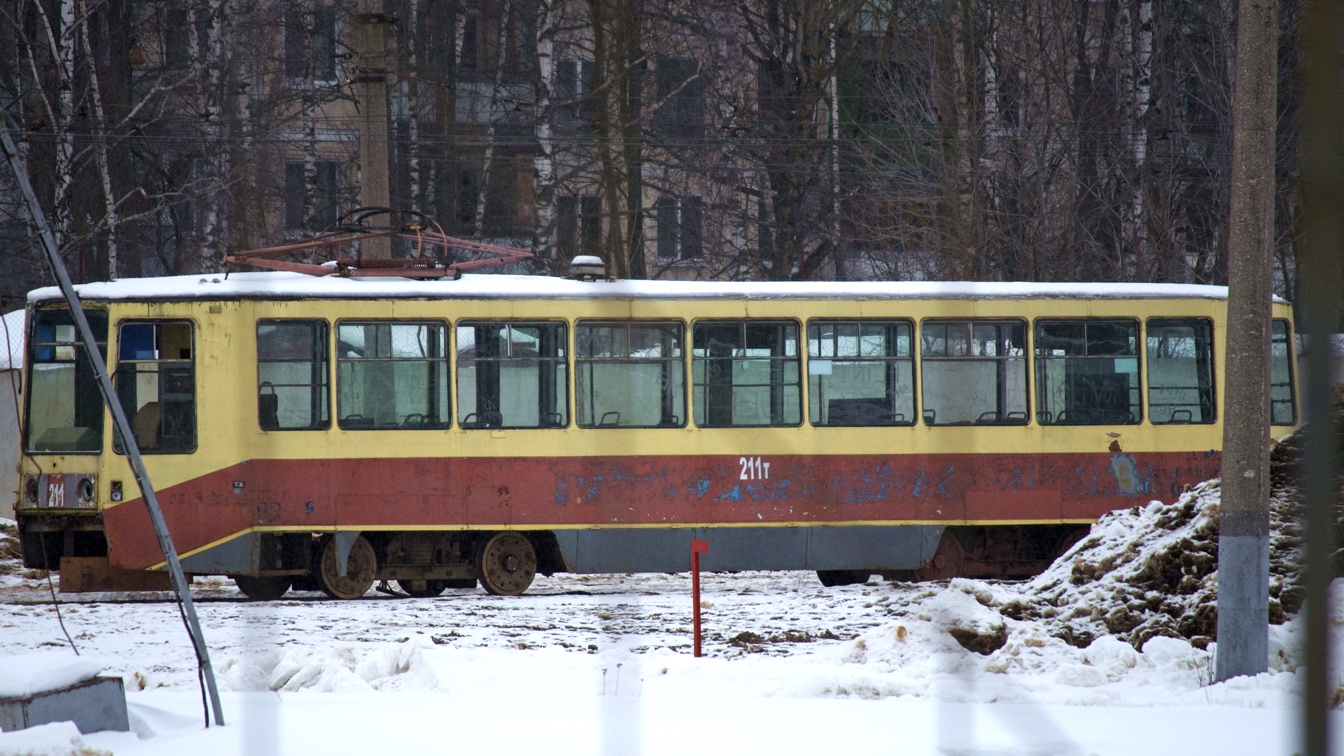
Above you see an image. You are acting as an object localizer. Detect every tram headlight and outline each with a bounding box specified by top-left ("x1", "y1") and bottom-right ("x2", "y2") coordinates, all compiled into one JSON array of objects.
[
  {"x1": 78, "y1": 476, "x2": 95, "y2": 505},
  {"x1": 23, "y1": 476, "x2": 38, "y2": 505}
]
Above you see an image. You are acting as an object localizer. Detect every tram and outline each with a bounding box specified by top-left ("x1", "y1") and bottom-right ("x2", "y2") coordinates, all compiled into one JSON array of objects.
[{"x1": 14, "y1": 267, "x2": 1299, "y2": 598}]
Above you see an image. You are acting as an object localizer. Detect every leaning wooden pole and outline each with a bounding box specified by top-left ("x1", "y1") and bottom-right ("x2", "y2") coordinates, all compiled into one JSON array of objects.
[
  {"x1": 1215, "y1": 0, "x2": 1278, "y2": 683},
  {"x1": 0, "y1": 116, "x2": 225, "y2": 727},
  {"x1": 1299, "y1": 0, "x2": 1341, "y2": 749}
]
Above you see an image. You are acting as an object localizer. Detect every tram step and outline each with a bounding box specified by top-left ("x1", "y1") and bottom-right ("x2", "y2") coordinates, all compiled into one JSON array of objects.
[{"x1": 57, "y1": 557, "x2": 174, "y2": 593}]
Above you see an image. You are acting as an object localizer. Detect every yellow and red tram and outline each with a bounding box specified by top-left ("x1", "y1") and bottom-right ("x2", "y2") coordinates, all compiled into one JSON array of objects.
[{"x1": 15, "y1": 271, "x2": 1299, "y2": 598}]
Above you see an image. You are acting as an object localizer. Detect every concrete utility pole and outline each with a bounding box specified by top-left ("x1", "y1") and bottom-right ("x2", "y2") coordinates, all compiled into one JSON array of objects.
[
  {"x1": 1215, "y1": 0, "x2": 1278, "y2": 683},
  {"x1": 354, "y1": 0, "x2": 393, "y2": 259}
]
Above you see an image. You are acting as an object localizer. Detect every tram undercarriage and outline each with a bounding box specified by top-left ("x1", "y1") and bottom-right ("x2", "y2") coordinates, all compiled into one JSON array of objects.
[{"x1": 19, "y1": 518, "x2": 1090, "y2": 599}]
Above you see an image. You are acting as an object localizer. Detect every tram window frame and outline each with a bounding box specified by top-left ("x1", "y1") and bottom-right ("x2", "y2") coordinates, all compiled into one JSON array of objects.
[
  {"x1": 256, "y1": 319, "x2": 331, "y2": 431},
  {"x1": 456, "y1": 321, "x2": 569, "y2": 429},
  {"x1": 1033, "y1": 319, "x2": 1141, "y2": 426},
  {"x1": 335, "y1": 320, "x2": 451, "y2": 430},
  {"x1": 691, "y1": 319, "x2": 802, "y2": 428},
  {"x1": 575, "y1": 320, "x2": 686, "y2": 428},
  {"x1": 112, "y1": 320, "x2": 197, "y2": 454},
  {"x1": 1271, "y1": 318, "x2": 1297, "y2": 425},
  {"x1": 1146, "y1": 317, "x2": 1216, "y2": 425},
  {"x1": 24, "y1": 307, "x2": 108, "y2": 453},
  {"x1": 920, "y1": 319, "x2": 1029, "y2": 426},
  {"x1": 807, "y1": 320, "x2": 915, "y2": 427}
]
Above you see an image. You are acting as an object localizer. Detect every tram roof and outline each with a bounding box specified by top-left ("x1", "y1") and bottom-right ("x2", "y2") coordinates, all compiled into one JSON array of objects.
[{"x1": 28, "y1": 271, "x2": 1253, "y2": 304}]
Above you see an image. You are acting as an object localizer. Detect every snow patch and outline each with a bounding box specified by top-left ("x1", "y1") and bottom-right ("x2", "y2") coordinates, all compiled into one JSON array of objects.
[
  {"x1": 0, "y1": 652, "x2": 108, "y2": 698},
  {"x1": 0, "y1": 721, "x2": 109, "y2": 756}
]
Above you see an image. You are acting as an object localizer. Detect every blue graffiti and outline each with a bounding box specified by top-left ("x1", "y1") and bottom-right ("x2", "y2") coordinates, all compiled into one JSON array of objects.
[{"x1": 714, "y1": 485, "x2": 744, "y2": 502}]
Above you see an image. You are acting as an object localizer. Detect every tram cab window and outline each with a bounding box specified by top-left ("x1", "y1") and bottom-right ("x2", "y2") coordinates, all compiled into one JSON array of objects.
[
  {"x1": 1034, "y1": 319, "x2": 1140, "y2": 425},
  {"x1": 337, "y1": 322, "x2": 450, "y2": 429},
  {"x1": 25, "y1": 308, "x2": 107, "y2": 452},
  {"x1": 920, "y1": 320, "x2": 1028, "y2": 425},
  {"x1": 257, "y1": 320, "x2": 331, "y2": 430},
  {"x1": 114, "y1": 321, "x2": 196, "y2": 453},
  {"x1": 576, "y1": 321, "x2": 685, "y2": 428},
  {"x1": 1146, "y1": 318, "x2": 1215, "y2": 424},
  {"x1": 456, "y1": 322, "x2": 568, "y2": 428},
  {"x1": 807, "y1": 321, "x2": 914, "y2": 426},
  {"x1": 692, "y1": 321, "x2": 801, "y2": 427},
  {"x1": 1271, "y1": 319, "x2": 1297, "y2": 425}
]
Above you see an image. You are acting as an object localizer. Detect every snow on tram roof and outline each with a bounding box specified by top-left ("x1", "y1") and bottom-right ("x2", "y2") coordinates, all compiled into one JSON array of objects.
[{"x1": 28, "y1": 271, "x2": 1246, "y2": 304}]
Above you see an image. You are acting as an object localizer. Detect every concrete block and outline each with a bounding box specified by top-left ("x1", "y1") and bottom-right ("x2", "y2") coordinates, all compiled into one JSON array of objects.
[{"x1": 0, "y1": 676, "x2": 129, "y2": 734}]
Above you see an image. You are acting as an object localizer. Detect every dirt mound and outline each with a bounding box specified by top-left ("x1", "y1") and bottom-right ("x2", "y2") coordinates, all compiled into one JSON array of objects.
[{"x1": 1001, "y1": 406, "x2": 1341, "y2": 650}]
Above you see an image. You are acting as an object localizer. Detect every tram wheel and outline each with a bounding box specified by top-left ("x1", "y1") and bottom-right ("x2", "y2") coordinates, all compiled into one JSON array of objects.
[
  {"x1": 815, "y1": 570, "x2": 871, "y2": 588},
  {"x1": 317, "y1": 535, "x2": 378, "y2": 599},
  {"x1": 397, "y1": 579, "x2": 446, "y2": 598},
  {"x1": 234, "y1": 575, "x2": 291, "y2": 601},
  {"x1": 476, "y1": 532, "x2": 537, "y2": 596}
]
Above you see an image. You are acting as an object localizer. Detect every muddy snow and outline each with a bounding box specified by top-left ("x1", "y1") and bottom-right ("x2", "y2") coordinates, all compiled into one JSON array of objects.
[{"x1": 2, "y1": 478, "x2": 1341, "y2": 754}]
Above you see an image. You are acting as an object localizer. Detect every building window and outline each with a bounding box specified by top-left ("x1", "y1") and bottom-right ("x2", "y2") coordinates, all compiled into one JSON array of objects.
[
  {"x1": 1147, "y1": 318, "x2": 1215, "y2": 424},
  {"x1": 284, "y1": 4, "x2": 337, "y2": 84},
  {"x1": 920, "y1": 320, "x2": 1028, "y2": 425},
  {"x1": 656, "y1": 197, "x2": 702, "y2": 261},
  {"x1": 1271, "y1": 319, "x2": 1296, "y2": 425},
  {"x1": 1034, "y1": 320, "x2": 1141, "y2": 425},
  {"x1": 460, "y1": 10, "x2": 483, "y2": 71},
  {"x1": 336, "y1": 322, "x2": 450, "y2": 430},
  {"x1": 555, "y1": 59, "x2": 595, "y2": 122},
  {"x1": 557, "y1": 196, "x2": 601, "y2": 259},
  {"x1": 576, "y1": 321, "x2": 685, "y2": 428},
  {"x1": 284, "y1": 161, "x2": 340, "y2": 234},
  {"x1": 692, "y1": 321, "x2": 801, "y2": 427},
  {"x1": 456, "y1": 322, "x2": 568, "y2": 428},
  {"x1": 257, "y1": 320, "x2": 330, "y2": 431},
  {"x1": 653, "y1": 58, "x2": 704, "y2": 139},
  {"x1": 114, "y1": 322, "x2": 196, "y2": 454},
  {"x1": 807, "y1": 321, "x2": 914, "y2": 426}
]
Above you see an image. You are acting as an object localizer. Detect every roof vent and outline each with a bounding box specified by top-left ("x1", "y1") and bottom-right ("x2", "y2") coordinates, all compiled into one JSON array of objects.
[{"x1": 568, "y1": 255, "x2": 608, "y2": 281}]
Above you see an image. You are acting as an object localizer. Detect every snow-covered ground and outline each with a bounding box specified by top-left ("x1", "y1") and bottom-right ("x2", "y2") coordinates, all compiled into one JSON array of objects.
[{"x1": 1, "y1": 489, "x2": 1341, "y2": 755}]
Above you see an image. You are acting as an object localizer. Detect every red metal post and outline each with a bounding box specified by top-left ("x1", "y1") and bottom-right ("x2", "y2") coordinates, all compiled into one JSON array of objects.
[{"x1": 691, "y1": 539, "x2": 709, "y2": 657}]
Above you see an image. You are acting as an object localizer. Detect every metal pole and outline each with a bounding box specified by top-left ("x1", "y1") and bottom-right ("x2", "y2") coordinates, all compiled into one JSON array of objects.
[
  {"x1": 1215, "y1": 0, "x2": 1278, "y2": 682},
  {"x1": 0, "y1": 116, "x2": 225, "y2": 727},
  {"x1": 691, "y1": 539, "x2": 708, "y2": 658},
  {"x1": 1299, "y1": 0, "x2": 1341, "y2": 750}
]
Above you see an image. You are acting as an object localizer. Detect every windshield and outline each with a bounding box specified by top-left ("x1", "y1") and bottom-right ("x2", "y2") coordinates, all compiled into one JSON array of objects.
[{"x1": 25, "y1": 307, "x2": 108, "y2": 453}]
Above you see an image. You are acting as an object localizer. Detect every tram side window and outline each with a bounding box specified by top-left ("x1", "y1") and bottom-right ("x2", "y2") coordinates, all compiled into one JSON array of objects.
[
  {"x1": 457, "y1": 322, "x2": 568, "y2": 428},
  {"x1": 257, "y1": 320, "x2": 331, "y2": 430},
  {"x1": 921, "y1": 320, "x2": 1028, "y2": 425},
  {"x1": 692, "y1": 321, "x2": 801, "y2": 427},
  {"x1": 25, "y1": 308, "x2": 108, "y2": 452},
  {"x1": 576, "y1": 321, "x2": 685, "y2": 428},
  {"x1": 1146, "y1": 318, "x2": 1215, "y2": 424},
  {"x1": 113, "y1": 321, "x2": 196, "y2": 453},
  {"x1": 807, "y1": 321, "x2": 914, "y2": 426},
  {"x1": 337, "y1": 322, "x2": 449, "y2": 429},
  {"x1": 1034, "y1": 319, "x2": 1140, "y2": 425},
  {"x1": 1271, "y1": 319, "x2": 1297, "y2": 425}
]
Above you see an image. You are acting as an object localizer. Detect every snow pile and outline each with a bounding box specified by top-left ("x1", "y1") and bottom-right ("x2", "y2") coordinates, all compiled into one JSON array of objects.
[
  {"x1": 217, "y1": 636, "x2": 440, "y2": 693},
  {"x1": 0, "y1": 652, "x2": 108, "y2": 698},
  {"x1": 0, "y1": 721, "x2": 110, "y2": 756}
]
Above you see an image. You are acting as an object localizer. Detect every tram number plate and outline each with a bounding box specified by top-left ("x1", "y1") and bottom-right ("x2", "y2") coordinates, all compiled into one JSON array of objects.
[
  {"x1": 739, "y1": 456, "x2": 770, "y2": 481},
  {"x1": 45, "y1": 477, "x2": 66, "y2": 508}
]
